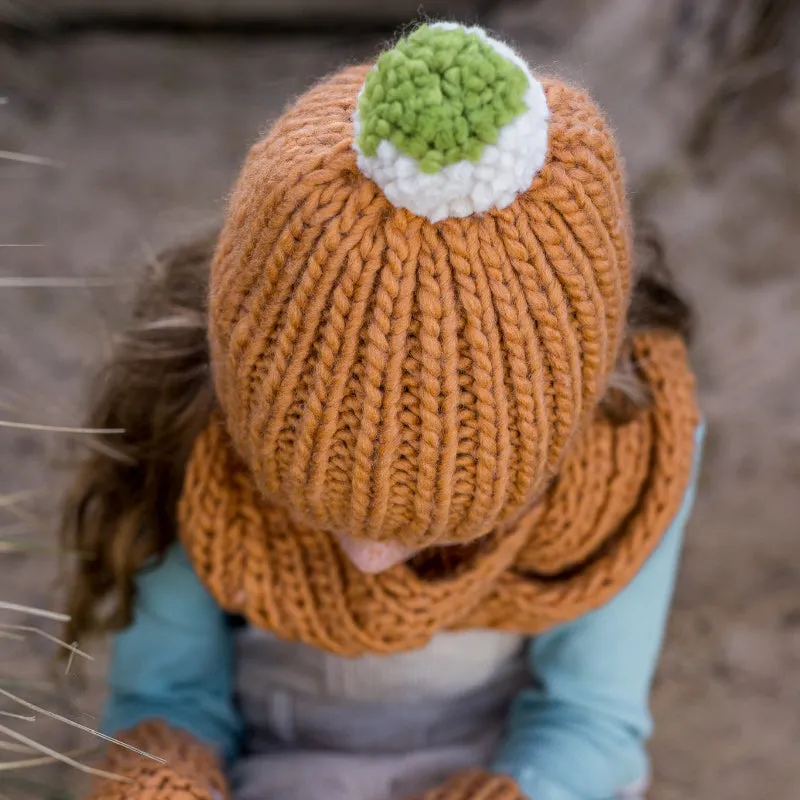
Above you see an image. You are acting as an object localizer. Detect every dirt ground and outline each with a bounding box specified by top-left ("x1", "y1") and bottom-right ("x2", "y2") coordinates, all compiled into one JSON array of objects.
[{"x1": 1, "y1": 1, "x2": 799, "y2": 798}]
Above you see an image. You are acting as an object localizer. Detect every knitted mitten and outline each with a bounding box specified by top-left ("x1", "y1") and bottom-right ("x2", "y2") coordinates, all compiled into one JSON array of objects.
[
  {"x1": 407, "y1": 769, "x2": 527, "y2": 800},
  {"x1": 86, "y1": 720, "x2": 228, "y2": 800}
]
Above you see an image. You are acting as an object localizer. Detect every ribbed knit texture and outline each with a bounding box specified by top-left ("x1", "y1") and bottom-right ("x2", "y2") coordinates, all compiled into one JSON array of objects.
[
  {"x1": 179, "y1": 331, "x2": 698, "y2": 656},
  {"x1": 85, "y1": 721, "x2": 228, "y2": 800},
  {"x1": 407, "y1": 769, "x2": 526, "y2": 800},
  {"x1": 208, "y1": 64, "x2": 632, "y2": 550}
]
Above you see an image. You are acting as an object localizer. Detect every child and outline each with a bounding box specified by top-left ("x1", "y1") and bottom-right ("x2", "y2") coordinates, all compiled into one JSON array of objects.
[{"x1": 62, "y1": 22, "x2": 703, "y2": 800}]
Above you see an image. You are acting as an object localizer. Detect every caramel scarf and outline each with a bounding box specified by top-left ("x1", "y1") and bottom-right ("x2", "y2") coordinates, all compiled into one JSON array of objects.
[{"x1": 178, "y1": 331, "x2": 699, "y2": 657}]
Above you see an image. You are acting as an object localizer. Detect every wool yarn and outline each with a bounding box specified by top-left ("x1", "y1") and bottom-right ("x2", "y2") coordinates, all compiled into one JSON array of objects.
[
  {"x1": 85, "y1": 721, "x2": 227, "y2": 800},
  {"x1": 209, "y1": 27, "x2": 632, "y2": 553},
  {"x1": 356, "y1": 25, "x2": 530, "y2": 170},
  {"x1": 406, "y1": 769, "x2": 525, "y2": 800},
  {"x1": 180, "y1": 332, "x2": 699, "y2": 657},
  {"x1": 353, "y1": 23, "x2": 550, "y2": 220}
]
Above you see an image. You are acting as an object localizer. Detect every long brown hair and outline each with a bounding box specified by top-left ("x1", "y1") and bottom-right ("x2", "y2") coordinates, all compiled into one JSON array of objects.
[{"x1": 60, "y1": 220, "x2": 692, "y2": 645}]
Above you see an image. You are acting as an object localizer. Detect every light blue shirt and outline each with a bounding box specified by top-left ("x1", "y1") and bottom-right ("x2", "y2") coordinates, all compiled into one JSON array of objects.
[{"x1": 103, "y1": 424, "x2": 704, "y2": 800}]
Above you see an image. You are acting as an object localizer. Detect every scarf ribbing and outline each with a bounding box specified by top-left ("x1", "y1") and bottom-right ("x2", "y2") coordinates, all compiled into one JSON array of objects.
[{"x1": 179, "y1": 331, "x2": 698, "y2": 657}]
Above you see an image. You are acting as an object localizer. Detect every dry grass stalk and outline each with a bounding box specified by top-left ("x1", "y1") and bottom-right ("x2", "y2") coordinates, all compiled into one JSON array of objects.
[
  {"x1": 1, "y1": 127, "x2": 136, "y2": 796},
  {"x1": 0, "y1": 490, "x2": 45, "y2": 510},
  {"x1": 0, "y1": 740, "x2": 39, "y2": 754},
  {"x1": 0, "y1": 602, "x2": 69, "y2": 622},
  {"x1": 0, "y1": 421, "x2": 124, "y2": 435},
  {"x1": 0, "y1": 151, "x2": 63, "y2": 167},
  {"x1": 0, "y1": 277, "x2": 121, "y2": 289},
  {"x1": 0, "y1": 712, "x2": 35, "y2": 722},
  {"x1": 0, "y1": 626, "x2": 92, "y2": 663},
  {"x1": 0, "y1": 745, "x2": 96, "y2": 772},
  {"x1": 0, "y1": 539, "x2": 63, "y2": 555},
  {"x1": 0, "y1": 688, "x2": 165, "y2": 763},
  {"x1": 0, "y1": 724, "x2": 131, "y2": 784}
]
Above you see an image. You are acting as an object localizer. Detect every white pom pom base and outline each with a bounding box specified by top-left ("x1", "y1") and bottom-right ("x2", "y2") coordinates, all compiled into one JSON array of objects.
[{"x1": 352, "y1": 24, "x2": 550, "y2": 223}]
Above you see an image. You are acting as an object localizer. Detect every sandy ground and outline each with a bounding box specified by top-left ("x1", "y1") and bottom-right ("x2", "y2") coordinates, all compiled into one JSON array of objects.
[{"x1": 1, "y1": 1, "x2": 799, "y2": 798}]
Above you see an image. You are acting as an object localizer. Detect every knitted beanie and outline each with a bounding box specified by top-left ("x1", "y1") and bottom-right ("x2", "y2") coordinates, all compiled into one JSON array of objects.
[{"x1": 210, "y1": 23, "x2": 632, "y2": 549}]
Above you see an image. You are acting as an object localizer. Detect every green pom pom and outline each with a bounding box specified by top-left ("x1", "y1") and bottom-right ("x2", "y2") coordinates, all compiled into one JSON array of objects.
[{"x1": 357, "y1": 25, "x2": 529, "y2": 172}]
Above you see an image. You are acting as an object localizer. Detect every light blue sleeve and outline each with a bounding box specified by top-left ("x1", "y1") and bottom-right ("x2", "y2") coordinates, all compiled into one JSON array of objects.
[
  {"x1": 492, "y1": 423, "x2": 704, "y2": 800},
  {"x1": 101, "y1": 542, "x2": 242, "y2": 765}
]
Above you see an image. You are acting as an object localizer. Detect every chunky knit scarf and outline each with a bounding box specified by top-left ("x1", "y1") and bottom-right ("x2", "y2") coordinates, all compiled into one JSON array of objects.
[{"x1": 178, "y1": 331, "x2": 698, "y2": 657}]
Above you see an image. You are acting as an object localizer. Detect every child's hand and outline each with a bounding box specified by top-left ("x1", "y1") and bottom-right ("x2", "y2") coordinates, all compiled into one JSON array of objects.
[
  {"x1": 405, "y1": 769, "x2": 526, "y2": 800},
  {"x1": 90, "y1": 766, "x2": 218, "y2": 800},
  {"x1": 85, "y1": 721, "x2": 228, "y2": 800}
]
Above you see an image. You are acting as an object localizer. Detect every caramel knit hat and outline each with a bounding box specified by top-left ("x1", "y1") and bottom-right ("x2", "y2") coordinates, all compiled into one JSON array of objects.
[{"x1": 209, "y1": 22, "x2": 632, "y2": 549}]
